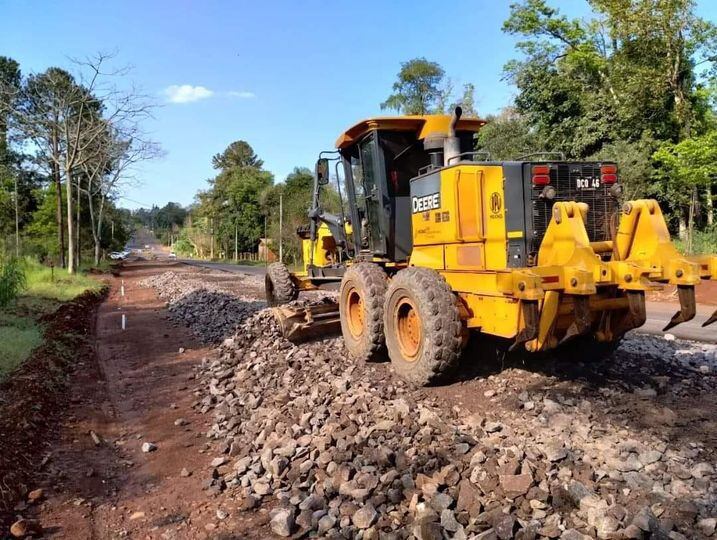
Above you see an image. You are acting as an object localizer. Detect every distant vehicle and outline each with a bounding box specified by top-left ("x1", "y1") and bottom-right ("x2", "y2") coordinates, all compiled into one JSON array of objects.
[
  {"x1": 168, "y1": 252, "x2": 177, "y2": 259},
  {"x1": 109, "y1": 252, "x2": 125, "y2": 260},
  {"x1": 144, "y1": 244, "x2": 150, "y2": 249}
]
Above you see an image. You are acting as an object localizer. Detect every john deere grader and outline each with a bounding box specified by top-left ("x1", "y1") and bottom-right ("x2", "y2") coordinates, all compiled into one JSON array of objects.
[{"x1": 265, "y1": 107, "x2": 717, "y2": 386}]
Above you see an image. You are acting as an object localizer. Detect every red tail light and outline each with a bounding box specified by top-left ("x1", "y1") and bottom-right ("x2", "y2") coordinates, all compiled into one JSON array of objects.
[
  {"x1": 601, "y1": 164, "x2": 617, "y2": 184},
  {"x1": 532, "y1": 165, "x2": 551, "y2": 186}
]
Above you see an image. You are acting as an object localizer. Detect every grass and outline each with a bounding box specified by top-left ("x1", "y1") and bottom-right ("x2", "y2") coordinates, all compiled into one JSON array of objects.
[
  {"x1": 674, "y1": 225, "x2": 717, "y2": 256},
  {"x1": 0, "y1": 311, "x2": 41, "y2": 379},
  {"x1": 0, "y1": 258, "x2": 103, "y2": 380},
  {"x1": 24, "y1": 258, "x2": 103, "y2": 301}
]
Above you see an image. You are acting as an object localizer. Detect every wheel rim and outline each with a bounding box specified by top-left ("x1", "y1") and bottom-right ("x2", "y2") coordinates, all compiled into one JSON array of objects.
[
  {"x1": 346, "y1": 287, "x2": 364, "y2": 338},
  {"x1": 396, "y1": 297, "x2": 421, "y2": 361}
]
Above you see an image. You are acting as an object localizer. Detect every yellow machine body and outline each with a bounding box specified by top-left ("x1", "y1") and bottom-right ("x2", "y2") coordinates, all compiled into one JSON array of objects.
[
  {"x1": 277, "y1": 112, "x2": 717, "y2": 353},
  {"x1": 407, "y1": 162, "x2": 717, "y2": 347}
]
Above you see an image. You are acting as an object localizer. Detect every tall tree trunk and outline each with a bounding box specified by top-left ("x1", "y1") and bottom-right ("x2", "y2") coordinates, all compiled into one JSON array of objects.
[
  {"x1": 14, "y1": 175, "x2": 19, "y2": 257},
  {"x1": 707, "y1": 184, "x2": 714, "y2": 227},
  {"x1": 65, "y1": 167, "x2": 75, "y2": 275},
  {"x1": 75, "y1": 179, "x2": 81, "y2": 269},
  {"x1": 678, "y1": 215, "x2": 687, "y2": 240},
  {"x1": 52, "y1": 142, "x2": 65, "y2": 268}
]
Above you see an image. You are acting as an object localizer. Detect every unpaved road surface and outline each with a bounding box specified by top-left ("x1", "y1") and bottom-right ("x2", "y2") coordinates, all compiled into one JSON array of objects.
[{"x1": 5, "y1": 260, "x2": 717, "y2": 539}]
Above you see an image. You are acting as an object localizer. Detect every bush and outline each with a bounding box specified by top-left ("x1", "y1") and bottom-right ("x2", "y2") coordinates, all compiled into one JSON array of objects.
[
  {"x1": 0, "y1": 257, "x2": 27, "y2": 307},
  {"x1": 674, "y1": 225, "x2": 717, "y2": 256}
]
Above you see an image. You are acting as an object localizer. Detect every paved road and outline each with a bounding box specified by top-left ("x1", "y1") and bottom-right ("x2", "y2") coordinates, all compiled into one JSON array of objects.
[
  {"x1": 638, "y1": 301, "x2": 716, "y2": 343},
  {"x1": 183, "y1": 259, "x2": 716, "y2": 343}
]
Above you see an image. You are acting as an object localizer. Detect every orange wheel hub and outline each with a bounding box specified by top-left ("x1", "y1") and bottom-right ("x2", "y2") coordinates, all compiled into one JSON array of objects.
[
  {"x1": 396, "y1": 297, "x2": 421, "y2": 361},
  {"x1": 346, "y1": 288, "x2": 364, "y2": 338}
]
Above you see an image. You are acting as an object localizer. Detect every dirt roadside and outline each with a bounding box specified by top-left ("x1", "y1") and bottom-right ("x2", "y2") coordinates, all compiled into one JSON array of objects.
[{"x1": 5, "y1": 261, "x2": 249, "y2": 539}]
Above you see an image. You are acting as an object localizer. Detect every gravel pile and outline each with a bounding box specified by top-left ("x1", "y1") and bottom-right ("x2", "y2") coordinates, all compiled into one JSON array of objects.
[
  {"x1": 140, "y1": 271, "x2": 264, "y2": 344},
  {"x1": 193, "y1": 304, "x2": 717, "y2": 539}
]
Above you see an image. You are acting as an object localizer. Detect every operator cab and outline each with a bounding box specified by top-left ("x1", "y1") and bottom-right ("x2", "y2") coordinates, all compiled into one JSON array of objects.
[{"x1": 335, "y1": 113, "x2": 486, "y2": 262}]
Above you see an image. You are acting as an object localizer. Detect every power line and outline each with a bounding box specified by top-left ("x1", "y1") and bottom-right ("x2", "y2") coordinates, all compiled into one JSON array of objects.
[{"x1": 118, "y1": 195, "x2": 155, "y2": 208}]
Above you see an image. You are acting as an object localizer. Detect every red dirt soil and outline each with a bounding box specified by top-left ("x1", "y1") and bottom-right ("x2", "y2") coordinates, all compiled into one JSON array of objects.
[
  {"x1": 3, "y1": 261, "x2": 271, "y2": 539},
  {"x1": 648, "y1": 279, "x2": 717, "y2": 305},
  {"x1": 0, "y1": 289, "x2": 107, "y2": 523}
]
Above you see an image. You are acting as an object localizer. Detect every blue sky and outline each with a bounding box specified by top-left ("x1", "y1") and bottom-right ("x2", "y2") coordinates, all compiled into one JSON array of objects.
[{"x1": 2, "y1": 1, "x2": 716, "y2": 209}]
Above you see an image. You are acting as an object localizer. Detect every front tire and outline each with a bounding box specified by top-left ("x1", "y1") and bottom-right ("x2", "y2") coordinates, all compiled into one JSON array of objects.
[
  {"x1": 339, "y1": 263, "x2": 388, "y2": 362},
  {"x1": 265, "y1": 262, "x2": 298, "y2": 306},
  {"x1": 384, "y1": 267, "x2": 463, "y2": 386}
]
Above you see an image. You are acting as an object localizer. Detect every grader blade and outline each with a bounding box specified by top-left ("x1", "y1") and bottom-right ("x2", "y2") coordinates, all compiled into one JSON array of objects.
[
  {"x1": 663, "y1": 285, "x2": 697, "y2": 332},
  {"x1": 273, "y1": 303, "x2": 341, "y2": 343}
]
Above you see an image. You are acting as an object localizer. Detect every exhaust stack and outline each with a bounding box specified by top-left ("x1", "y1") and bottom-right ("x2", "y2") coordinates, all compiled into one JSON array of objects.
[{"x1": 444, "y1": 106, "x2": 462, "y2": 166}]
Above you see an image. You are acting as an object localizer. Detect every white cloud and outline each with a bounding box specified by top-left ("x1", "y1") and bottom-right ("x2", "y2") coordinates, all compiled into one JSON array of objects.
[
  {"x1": 163, "y1": 84, "x2": 214, "y2": 104},
  {"x1": 227, "y1": 90, "x2": 256, "y2": 99}
]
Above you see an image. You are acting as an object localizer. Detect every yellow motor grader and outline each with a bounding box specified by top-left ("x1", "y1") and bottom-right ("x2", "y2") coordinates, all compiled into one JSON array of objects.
[{"x1": 266, "y1": 107, "x2": 717, "y2": 386}]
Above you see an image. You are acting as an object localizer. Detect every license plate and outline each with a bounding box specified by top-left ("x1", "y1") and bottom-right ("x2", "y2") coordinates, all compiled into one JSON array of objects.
[{"x1": 575, "y1": 177, "x2": 601, "y2": 189}]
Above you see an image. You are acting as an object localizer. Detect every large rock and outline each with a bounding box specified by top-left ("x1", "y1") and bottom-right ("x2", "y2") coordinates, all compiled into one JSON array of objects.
[{"x1": 270, "y1": 508, "x2": 295, "y2": 537}]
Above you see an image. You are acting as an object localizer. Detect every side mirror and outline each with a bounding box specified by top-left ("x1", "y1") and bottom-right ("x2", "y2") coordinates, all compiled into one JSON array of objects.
[{"x1": 316, "y1": 158, "x2": 330, "y2": 185}]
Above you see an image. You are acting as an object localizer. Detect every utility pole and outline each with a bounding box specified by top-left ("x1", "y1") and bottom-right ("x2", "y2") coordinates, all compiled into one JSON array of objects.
[
  {"x1": 264, "y1": 215, "x2": 267, "y2": 265},
  {"x1": 279, "y1": 192, "x2": 283, "y2": 263},
  {"x1": 234, "y1": 221, "x2": 238, "y2": 262}
]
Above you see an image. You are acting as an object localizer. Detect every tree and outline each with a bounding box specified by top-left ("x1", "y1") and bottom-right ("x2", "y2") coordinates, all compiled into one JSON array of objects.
[
  {"x1": 190, "y1": 140, "x2": 273, "y2": 258},
  {"x1": 10, "y1": 53, "x2": 154, "y2": 273},
  {"x1": 212, "y1": 140, "x2": 263, "y2": 170},
  {"x1": 81, "y1": 125, "x2": 161, "y2": 264},
  {"x1": 0, "y1": 57, "x2": 21, "y2": 255},
  {"x1": 653, "y1": 130, "x2": 717, "y2": 247},
  {"x1": 261, "y1": 166, "x2": 342, "y2": 265},
  {"x1": 502, "y1": 0, "x2": 717, "y2": 234},
  {"x1": 453, "y1": 83, "x2": 477, "y2": 117},
  {"x1": 381, "y1": 58, "x2": 447, "y2": 115},
  {"x1": 476, "y1": 108, "x2": 540, "y2": 160}
]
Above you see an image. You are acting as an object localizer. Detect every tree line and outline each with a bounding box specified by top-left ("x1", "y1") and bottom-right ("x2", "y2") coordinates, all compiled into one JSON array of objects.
[
  {"x1": 0, "y1": 53, "x2": 159, "y2": 273},
  {"x1": 150, "y1": 141, "x2": 340, "y2": 265}
]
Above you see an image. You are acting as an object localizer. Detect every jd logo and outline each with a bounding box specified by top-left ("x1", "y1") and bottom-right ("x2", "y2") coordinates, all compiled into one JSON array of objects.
[{"x1": 490, "y1": 192, "x2": 502, "y2": 215}]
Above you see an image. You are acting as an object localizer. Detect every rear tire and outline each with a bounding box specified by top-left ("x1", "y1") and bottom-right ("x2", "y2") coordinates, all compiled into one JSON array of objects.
[
  {"x1": 266, "y1": 262, "x2": 298, "y2": 306},
  {"x1": 384, "y1": 267, "x2": 463, "y2": 386},
  {"x1": 339, "y1": 263, "x2": 389, "y2": 362}
]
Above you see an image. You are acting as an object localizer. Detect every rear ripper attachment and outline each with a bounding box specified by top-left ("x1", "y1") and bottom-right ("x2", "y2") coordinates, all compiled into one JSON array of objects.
[{"x1": 517, "y1": 198, "x2": 717, "y2": 353}]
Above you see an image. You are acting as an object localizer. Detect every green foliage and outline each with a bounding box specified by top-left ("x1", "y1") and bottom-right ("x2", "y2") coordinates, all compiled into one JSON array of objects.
[
  {"x1": 653, "y1": 131, "x2": 717, "y2": 200},
  {"x1": 381, "y1": 58, "x2": 447, "y2": 115},
  {"x1": 0, "y1": 311, "x2": 40, "y2": 379},
  {"x1": 0, "y1": 255, "x2": 25, "y2": 307},
  {"x1": 262, "y1": 167, "x2": 342, "y2": 265},
  {"x1": 172, "y1": 236, "x2": 194, "y2": 256},
  {"x1": 673, "y1": 224, "x2": 717, "y2": 255},
  {"x1": 176, "y1": 140, "x2": 274, "y2": 258},
  {"x1": 476, "y1": 109, "x2": 541, "y2": 160},
  {"x1": 212, "y1": 140, "x2": 263, "y2": 170},
  {"x1": 23, "y1": 257, "x2": 101, "y2": 301},
  {"x1": 589, "y1": 138, "x2": 654, "y2": 200},
  {"x1": 495, "y1": 0, "x2": 717, "y2": 237}
]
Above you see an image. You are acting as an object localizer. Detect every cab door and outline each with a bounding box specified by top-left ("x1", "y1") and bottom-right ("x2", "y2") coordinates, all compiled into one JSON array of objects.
[{"x1": 356, "y1": 134, "x2": 386, "y2": 255}]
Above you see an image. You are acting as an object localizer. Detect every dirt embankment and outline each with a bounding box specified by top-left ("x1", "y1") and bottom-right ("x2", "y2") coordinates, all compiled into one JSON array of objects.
[{"x1": 0, "y1": 288, "x2": 107, "y2": 526}]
